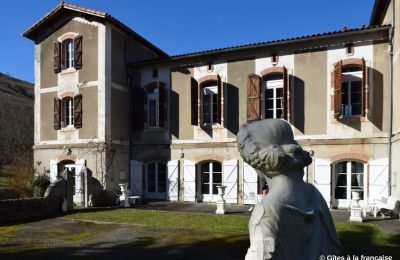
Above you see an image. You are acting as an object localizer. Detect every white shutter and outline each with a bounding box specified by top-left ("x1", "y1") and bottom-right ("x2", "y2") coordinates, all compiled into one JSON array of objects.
[
  {"x1": 75, "y1": 159, "x2": 85, "y2": 174},
  {"x1": 313, "y1": 158, "x2": 331, "y2": 208},
  {"x1": 223, "y1": 159, "x2": 238, "y2": 204},
  {"x1": 167, "y1": 160, "x2": 179, "y2": 201},
  {"x1": 368, "y1": 158, "x2": 389, "y2": 203},
  {"x1": 49, "y1": 160, "x2": 58, "y2": 183},
  {"x1": 73, "y1": 159, "x2": 85, "y2": 206},
  {"x1": 183, "y1": 160, "x2": 196, "y2": 202},
  {"x1": 130, "y1": 160, "x2": 143, "y2": 197},
  {"x1": 243, "y1": 163, "x2": 258, "y2": 205}
]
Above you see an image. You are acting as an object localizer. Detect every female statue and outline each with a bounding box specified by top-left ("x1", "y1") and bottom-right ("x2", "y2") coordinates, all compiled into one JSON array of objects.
[{"x1": 237, "y1": 119, "x2": 340, "y2": 260}]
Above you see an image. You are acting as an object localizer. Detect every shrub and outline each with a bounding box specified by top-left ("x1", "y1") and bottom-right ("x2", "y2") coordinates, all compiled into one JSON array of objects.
[{"x1": 32, "y1": 173, "x2": 50, "y2": 197}]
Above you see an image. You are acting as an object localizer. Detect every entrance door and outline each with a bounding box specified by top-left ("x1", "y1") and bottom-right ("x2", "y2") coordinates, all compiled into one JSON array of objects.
[
  {"x1": 200, "y1": 161, "x2": 222, "y2": 202},
  {"x1": 145, "y1": 162, "x2": 167, "y2": 200},
  {"x1": 333, "y1": 160, "x2": 365, "y2": 208}
]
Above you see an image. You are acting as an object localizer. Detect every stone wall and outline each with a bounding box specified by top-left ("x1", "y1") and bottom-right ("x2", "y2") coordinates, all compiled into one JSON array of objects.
[{"x1": 0, "y1": 196, "x2": 62, "y2": 223}]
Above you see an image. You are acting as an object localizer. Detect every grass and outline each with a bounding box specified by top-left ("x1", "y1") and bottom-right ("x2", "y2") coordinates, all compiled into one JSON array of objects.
[
  {"x1": 65, "y1": 209, "x2": 249, "y2": 233},
  {"x1": 0, "y1": 209, "x2": 399, "y2": 258}
]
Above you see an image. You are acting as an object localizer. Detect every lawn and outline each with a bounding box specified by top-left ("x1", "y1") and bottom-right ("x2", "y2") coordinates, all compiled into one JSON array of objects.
[{"x1": 0, "y1": 208, "x2": 399, "y2": 259}]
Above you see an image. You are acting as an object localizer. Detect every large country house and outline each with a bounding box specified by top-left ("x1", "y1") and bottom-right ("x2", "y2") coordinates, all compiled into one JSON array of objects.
[{"x1": 23, "y1": 0, "x2": 399, "y2": 208}]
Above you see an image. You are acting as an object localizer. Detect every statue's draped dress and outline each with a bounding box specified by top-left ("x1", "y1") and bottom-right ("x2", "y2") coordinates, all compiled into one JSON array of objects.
[{"x1": 245, "y1": 184, "x2": 340, "y2": 260}]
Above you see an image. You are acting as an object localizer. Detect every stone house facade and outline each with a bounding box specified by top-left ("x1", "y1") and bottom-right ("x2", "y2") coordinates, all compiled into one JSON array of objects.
[{"x1": 23, "y1": 1, "x2": 399, "y2": 208}]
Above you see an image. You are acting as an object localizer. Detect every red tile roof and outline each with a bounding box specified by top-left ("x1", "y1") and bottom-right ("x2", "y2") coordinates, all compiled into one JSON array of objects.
[{"x1": 22, "y1": 2, "x2": 167, "y2": 57}]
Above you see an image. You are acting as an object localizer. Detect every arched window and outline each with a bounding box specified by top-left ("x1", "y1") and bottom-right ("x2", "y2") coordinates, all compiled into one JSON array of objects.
[
  {"x1": 200, "y1": 161, "x2": 222, "y2": 201},
  {"x1": 202, "y1": 81, "x2": 218, "y2": 125},
  {"x1": 263, "y1": 74, "x2": 284, "y2": 119},
  {"x1": 332, "y1": 58, "x2": 367, "y2": 119},
  {"x1": 333, "y1": 160, "x2": 365, "y2": 208},
  {"x1": 147, "y1": 86, "x2": 159, "y2": 127},
  {"x1": 143, "y1": 81, "x2": 166, "y2": 128},
  {"x1": 63, "y1": 39, "x2": 74, "y2": 69}
]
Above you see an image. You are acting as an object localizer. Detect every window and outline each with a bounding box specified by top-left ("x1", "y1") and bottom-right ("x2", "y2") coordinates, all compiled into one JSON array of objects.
[
  {"x1": 202, "y1": 84, "x2": 218, "y2": 125},
  {"x1": 346, "y1": 44, "x2": 354, "y2": 55},
  {"x1": 147, "y1": 86, "x2": 158, "y2": 127},
  {"x1": 146, "y1": 162, "x2": 167, "y2": 198},
  {"x1": 64, "y1": 97, "x2": 74, "y2": 127},
  {"x1": 190, "y1": 76, "x2": 223, "y2": 126},
  {"x1": 334, "y1": 160, "x2": 364, "y2": 207},
  {"x1": 64, "y1": 39, "x2": 74, "y2": 69},
  {"x1": 143, "y1": 82, "x2": 166, "y2": 128},
  {"x1": 53, "y1": 35, "x2": 82, "y2": 73},
  {"x1": 264, "y1": 74, "x2": 284, "y2": 119},
  {"x1": 340, "y1": 67, "x2": 362, "y2": 117},
  {"x1": 332, "y1": 59, "x2": 367, "y2": 119},
  {"x1": 246, "y1": 69, "x2": 289, "y2": 122},
  {"x1": 201, "y1": 161, "x2": 222, "y2": 196},
  {"x1": 271, "y1": 54, "x2": 278, "y2": 65},
  {"x1": 53, "y1": 94, "x2": 83, "y2": 130}
]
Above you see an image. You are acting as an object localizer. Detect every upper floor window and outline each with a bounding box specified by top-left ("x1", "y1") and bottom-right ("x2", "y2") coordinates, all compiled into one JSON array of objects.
[
  {"x1": 202, "y1": 84, "x2": 218, "y2": 125},
  {"x1": 332, "y1": 58, "x2": 367, "y2": 119},
  {"x1": 247, "y1": 68, "x2": 290, "y2": 122},
  {"x1": 264, "y1": 74, "x2": 284, "y2": 119},
  {"x1": 341, "y1": 66, "x2": 362, "y2": 117},
  {"x1": 147, "y1": 86, "x2": 159, "y2": 128},
  {"x1": 54, "y1": 35, "x2": 82, "y2": 73},
  {"x1": 64, "y1": 97, "x2": 74, "y2": 127},
  {"x1": 190, "y1": 75, "x2": 223, "y2": 126},
  {"x1": 64, "y1": 39, "x2": 74, "y2": 69},
  {"x1": 53, "y1": 94, "x2": 83, "y2": 130}
]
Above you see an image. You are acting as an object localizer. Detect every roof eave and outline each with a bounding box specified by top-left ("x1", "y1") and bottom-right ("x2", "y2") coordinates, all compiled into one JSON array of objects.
[
  {"x1": 129, "y1": 25, "x2": 390, "y2": 67},
  {"x1": 369, "y1": 0, "x2": 391, "y2": 26}
]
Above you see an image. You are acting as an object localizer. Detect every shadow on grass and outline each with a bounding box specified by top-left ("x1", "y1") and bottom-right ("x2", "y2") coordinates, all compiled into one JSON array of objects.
[
  {"x1": 338, "y1": 224, "x2": 400, "y2": 257},
  {"x1": 0, "y1": 234, "x2": 249, "y2": 260}
]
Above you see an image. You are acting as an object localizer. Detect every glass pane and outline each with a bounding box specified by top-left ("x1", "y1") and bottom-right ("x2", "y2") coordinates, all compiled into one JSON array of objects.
[
  {"x1": 351, "y1": 93, "x2": 362, "y2": 104},
  {"x1": 335, "y1": 162, "x2": 347, "y2": 173},
  {"x1": 201, "y1": 163, "x2": 209, "y2": 172},
  {"x1": 266, "y1": 109, "x2": 274, "y2": 119},
  {"x1": 212, "y1": 94, "x2": 218, "y2": 123},
  {"x1": 202, "y1": 172, "x2": 209, "y2": 185},
  {"x1": 276, "y1": 87, "x2": 283, "y2": 98},
  {"x1": 341, "y1": 83, "x2": 348, "y2": 105},
  {"x1": 337, "y1": 174, "x2": 347, "y2": 186},
  {"x1": 212, "y1": 184, "x2": 218, "y2": 195},
  {"x1": 351, "y1": 161, "x2": 364, "y2": 173},
  {"x1": 351, "y1": 81, "x2": 362, "y2": 92},
  {"x1": 213, "y1": 162, "x2": 222, "y2": 172},
  {"x1": 158, "y1": 163, "x2": 166, "y2": 193},
  {"x1": 276, "y1": 108, "x2": 283, "y2": 119},
  {"x1": 148, "y1": 163, "x2": 156, "y2": 192},
  {"x1": 213, "y1": 171, "x2": 222, "y2": 185},
  {"x1": 351, "y1": 104, "x2": 362, "y2": 115},
  {"x1": 351, "y1": 173, "x2": 363, "y2": 187},
  {"x1": 148, "y1": 100, "x2": 157, "y2": 126},
  {"x1": 203, "y1": 94, "x2": 211, "y2": 124},
  {"x1": 202, "y1": 184, "x2": 209, "y2": 194},
  {"x1": 335, "y1": 187, "x2": 347, "y2": 199}
]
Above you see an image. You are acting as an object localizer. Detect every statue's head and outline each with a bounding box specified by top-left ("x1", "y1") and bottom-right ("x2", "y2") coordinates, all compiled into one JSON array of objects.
[{"x1": 237, "y1": 119, "x2": 312, "y2": 178}]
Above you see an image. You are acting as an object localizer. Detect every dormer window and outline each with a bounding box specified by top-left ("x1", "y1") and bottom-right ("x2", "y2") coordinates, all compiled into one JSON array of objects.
[{"x1": 54, "y1": 34, "x2": 82, "y2": 73}]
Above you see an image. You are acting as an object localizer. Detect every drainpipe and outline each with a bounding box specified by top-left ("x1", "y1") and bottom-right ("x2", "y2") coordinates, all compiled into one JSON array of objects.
[
  {"x1": 124, "y1": 39, "x2": 133, "y2": 190},
  {"x1": 388, "y1": 2, "x2": 395, "y2": 196}
]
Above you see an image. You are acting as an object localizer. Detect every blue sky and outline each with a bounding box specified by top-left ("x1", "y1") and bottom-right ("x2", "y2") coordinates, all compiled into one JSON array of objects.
[{"x1": 1, "y1": 0, "x2": 375, "y2": 83}]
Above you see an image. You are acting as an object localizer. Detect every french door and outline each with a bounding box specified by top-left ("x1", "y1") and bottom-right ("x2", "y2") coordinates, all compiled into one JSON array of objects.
[
  {"x1": 200, "y1": 161, "x2": 222, "y2": 202},
  {"x1": 146, "y1": 162, "x2": 167, "y2": 200}
]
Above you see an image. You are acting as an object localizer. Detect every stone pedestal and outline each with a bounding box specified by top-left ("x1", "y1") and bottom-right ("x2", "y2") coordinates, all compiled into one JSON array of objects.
[
  {"x1": 216, "y1": 185, "x2": 227, "y2": 214},
  {"x1": 119, "y1": 183, "x2": 130, "y2": 208},
  {"x1": 349, "y1": 189, "x2": 363, "y2": 222}
]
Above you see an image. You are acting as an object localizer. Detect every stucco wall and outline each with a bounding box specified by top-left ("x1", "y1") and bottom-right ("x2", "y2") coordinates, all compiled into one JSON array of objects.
[
  {"x1": 294, "y1": 49, "x2": 327, "y2": 135},
  {"x1": 227, "y1": 58, "x2": 255, "y2": 138},
  {"x1": 40, "y1": 18, "x2": 98, "y2": 88},
  {"x1": 40, "y1": 92, "x2": 58, "y2": 141},
  {"x1": 79, "y1": 86, "x2": 98, "y2": 139},
  {"x1": 111, "y1": 87, "x2": 129, "y2": 142}
]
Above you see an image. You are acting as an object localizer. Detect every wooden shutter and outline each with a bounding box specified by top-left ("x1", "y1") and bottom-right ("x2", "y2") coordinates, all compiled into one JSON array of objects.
[
  {"x1": 283, "y1": 67, "x2": 290, "y2": 121},
  {"x1": 158, "y1": 82, "x2": 166, "y2": 128},
  {"x1": 74, "y1": 94, "x2": 83, "y2": 129},
  {"x1": 191, "y1": 78, "x2": 199, "y2": 125},
  {"x1": 247, "y1": 74, "x2": 262, "y2": 121},
  {"x1": 74, "y1": 35, "x2": 83, "y2": 70},
  {"x1": 54, "y1": 42, "x2": 61, "y2": 73},
  {"x1": 217, "y1": 75, "x2": 223, "y2": 124},
  {"x1": 132, "y1": 87, "x2": 145, "y2": 130},
  {"x1": 333, "y1": 61, "x2": 342, "y2": 118},
  {"x1": 53, "y1": 97, "x2": 61, "y2": 130},
  {"x1": 361, "y1": 58, "x2": 367, "y2": 116}
]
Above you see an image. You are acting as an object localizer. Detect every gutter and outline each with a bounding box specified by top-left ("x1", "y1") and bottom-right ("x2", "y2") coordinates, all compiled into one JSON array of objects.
[{"x1": 388, "y1": 1, "x2": 395, "y2": 196}]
